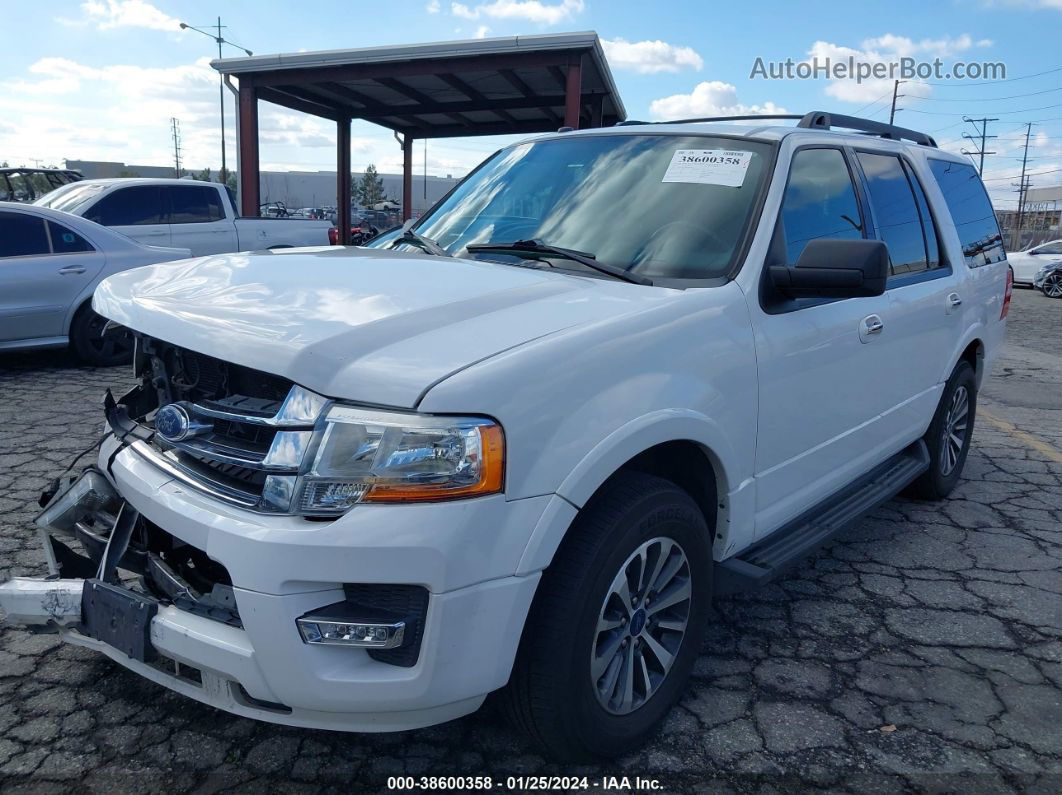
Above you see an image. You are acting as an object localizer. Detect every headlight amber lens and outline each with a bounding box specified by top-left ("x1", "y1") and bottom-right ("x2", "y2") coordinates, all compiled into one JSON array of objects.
[{"x1": 299, "y1": 406, "x2": 504, "y2": 514}]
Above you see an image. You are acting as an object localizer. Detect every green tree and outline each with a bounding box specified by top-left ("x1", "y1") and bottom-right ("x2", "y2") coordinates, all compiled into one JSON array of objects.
[
  {"x1": 116, "y1": 169, "x2": 142, "y2": 178},
  {"x1": 193, "y1": 167, "x2": 213, "y2": 182},
  {"x1": 219, "y1": 167, "x2": 237, "y2": 192},
  {"x1": 356, "y1": 164, "x2": 386, "y2": 208}
]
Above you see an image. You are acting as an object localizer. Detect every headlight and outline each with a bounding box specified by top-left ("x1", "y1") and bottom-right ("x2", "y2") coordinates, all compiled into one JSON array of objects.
[{"x1": 298, "y1": 405, "x2": 504, "y2": 515}]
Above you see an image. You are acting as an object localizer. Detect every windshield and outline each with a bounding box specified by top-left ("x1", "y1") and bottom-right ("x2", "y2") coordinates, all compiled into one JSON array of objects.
[
  {"x1": 35, "y1": 182, "x2": 107, "y2": 213},
  {"x1": 411, "y1": 133, "x2": 773, "y2": 280}
]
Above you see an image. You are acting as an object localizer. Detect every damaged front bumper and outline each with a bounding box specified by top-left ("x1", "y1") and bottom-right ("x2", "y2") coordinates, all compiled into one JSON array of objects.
[{"x1": 0, "y1": 439, "x2": 545, "y2": 733}]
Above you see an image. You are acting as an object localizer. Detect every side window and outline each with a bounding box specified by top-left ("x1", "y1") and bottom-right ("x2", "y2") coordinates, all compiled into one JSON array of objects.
[
  {"x1": 86, "y1": 186, "x2": 164, "y2": 226},
  {"x1": 0, "y1": 211, "x2": 51, "y2": 257},
  {"x1": 928, "y1": 160, "x2": 1006, "y2": 268},
  {"x1": 166, "y1": 185, "x2": 225, "y2": 224},
  {"x1": 904, "y1": 162, "x2": 941, "y2": 268},
  {"x1": 47, "y1": 220, "x2": 94, "y2": 254},
  {"x1": 857, "y1": 152, "x2": 930, "y2": 277},
  {"x1": 781, "y1": 148, "x2": 863, "y2": 265},
  {"x1": 1035, "y1": 242, "x2": 1062, "y2": 255}
]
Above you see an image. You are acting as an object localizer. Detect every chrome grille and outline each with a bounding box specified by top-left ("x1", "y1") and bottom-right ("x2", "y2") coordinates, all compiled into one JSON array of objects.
[{"x1": 143, "y1": 382, "x2": 330, "y2": 513}]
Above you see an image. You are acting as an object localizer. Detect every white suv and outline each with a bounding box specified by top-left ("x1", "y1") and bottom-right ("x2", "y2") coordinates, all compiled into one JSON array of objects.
[{"x1": 1, "y1": 112, "x2": 1010, "y2": 760}]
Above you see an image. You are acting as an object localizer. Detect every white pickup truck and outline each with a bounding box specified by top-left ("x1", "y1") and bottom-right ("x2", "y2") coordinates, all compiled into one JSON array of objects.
[
  {"x1": 2, "y1": 112, "x2": 1011, "y2": 761},
  {"x1": 35, "y1": 178, "x2": 331, "y2": 256}
]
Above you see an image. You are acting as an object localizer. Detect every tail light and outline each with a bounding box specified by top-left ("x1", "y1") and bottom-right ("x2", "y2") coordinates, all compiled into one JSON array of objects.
[
  {"x1": 1000, "y1": 266, "x2": 1013, "y2": 319},
  {"x1": 328, "y1": 227, "x2": 338, "y2": 245}
]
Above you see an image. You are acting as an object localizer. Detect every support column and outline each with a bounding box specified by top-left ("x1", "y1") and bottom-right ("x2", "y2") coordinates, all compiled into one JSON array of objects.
[
  {"x1": 589, "y1": 93, "x2": 604, "y2": 128},
  {"x1": 402, "y1": 133, "x2": 413, "y2": 222},
  {"x1": 337, "y1": 116, "x2": 352, "y2": 245},
  {"x1": 564, "y1": 54, "x2": 583, "y2": 129},
  {"x1": 237, "y1": 77, "x2": 260, "y2": 216}
]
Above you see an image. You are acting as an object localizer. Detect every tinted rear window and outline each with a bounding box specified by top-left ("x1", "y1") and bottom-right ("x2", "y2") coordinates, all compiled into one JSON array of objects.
[
  {"x1": 166, "y1": 185, "x2": 225, "y2": 223},
  {"x1": 928, "y1": 160, "x2": 1005, "y2": 267},
  {"x1": 0, "y1": 211, "x2": 50, "y2": 257}
]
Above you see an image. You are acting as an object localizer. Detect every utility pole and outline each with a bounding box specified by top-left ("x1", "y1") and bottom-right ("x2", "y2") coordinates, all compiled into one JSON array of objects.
[
  {"x1": 889, "y1": 79, "x2": 906, "y2": 125},
  {"x1": 1013, "y1": 122, "x2": 1036, "y2": 247},
  {"x1": 961, "y1": 116, "x2": 998, "y2": 177},
  {"x1": 170, "y1": 117, "x2": 182, "y2": 177},
  {"x1": 180, "y1": 18, "x2": 252, "y2": 184}
]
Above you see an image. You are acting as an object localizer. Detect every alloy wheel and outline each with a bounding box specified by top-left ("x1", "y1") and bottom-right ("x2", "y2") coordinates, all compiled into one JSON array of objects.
[
  {"x1": 1043, "y1": 273, "x2": 1062, "y2": 298},
  {"x1": 84, "y1": 312, "x2": 133, "y2": 363},
  {"x1": 590, "y1": 537, "x2": 692, "y2": 715},
  {"x1": 940, "y1": 385, "x2": 970, "y2": 476}
]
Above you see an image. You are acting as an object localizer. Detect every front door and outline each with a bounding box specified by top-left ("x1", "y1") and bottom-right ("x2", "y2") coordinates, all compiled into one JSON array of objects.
[
  {"x1": 83, "y1": 185, "x2": 171, "y2": 248},
  {"x1": 0, "y1": 211, "x2": 104, "y2": 342},
  {"x1": 748, "y1": 146, "x2": 902, "y2": 538}
]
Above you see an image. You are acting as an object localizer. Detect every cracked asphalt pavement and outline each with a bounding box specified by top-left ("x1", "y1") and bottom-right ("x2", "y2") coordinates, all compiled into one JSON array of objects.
[{"x1": 1, "y1": 287, "x2": 1060, "y2": 792}]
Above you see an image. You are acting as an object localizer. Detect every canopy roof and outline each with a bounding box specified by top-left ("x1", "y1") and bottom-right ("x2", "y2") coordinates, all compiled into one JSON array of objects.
[{"x1": 212, "y1": 32, "x2": 626, "y2": 137}]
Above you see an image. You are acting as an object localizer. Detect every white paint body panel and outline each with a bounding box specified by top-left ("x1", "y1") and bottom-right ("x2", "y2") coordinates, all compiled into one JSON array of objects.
[
  {"x1": 7, "y1": 124, "x2": 1009, "y2": 732},
  {"x1": 1007, "y1": 240, "x2": 1062, "y2": 285}
]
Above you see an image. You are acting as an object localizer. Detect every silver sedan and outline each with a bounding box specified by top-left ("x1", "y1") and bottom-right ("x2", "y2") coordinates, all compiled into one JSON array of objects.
[{"x1": 0, "y1": 202, "x2": 191, "y2": 365}]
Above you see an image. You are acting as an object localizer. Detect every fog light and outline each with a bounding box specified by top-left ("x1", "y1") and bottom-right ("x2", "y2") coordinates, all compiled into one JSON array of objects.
[{"x1": 296, "y1": 617, "x2": 405, "y2": 648}]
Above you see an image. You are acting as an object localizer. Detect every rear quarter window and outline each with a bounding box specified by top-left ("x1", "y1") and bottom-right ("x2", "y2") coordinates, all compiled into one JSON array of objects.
[{"x1": 928, "y1": 160, "x2": 1005, "y2": 268}]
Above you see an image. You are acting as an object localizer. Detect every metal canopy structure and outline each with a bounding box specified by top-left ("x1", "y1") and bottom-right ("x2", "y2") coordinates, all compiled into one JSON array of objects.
[{"x1": 212, "y1": 32, "x2": 625, "y2": 242}]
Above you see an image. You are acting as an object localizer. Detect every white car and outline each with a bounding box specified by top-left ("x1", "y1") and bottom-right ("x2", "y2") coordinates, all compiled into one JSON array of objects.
[
  {"x1": 0, "y1": 202, "x2": 190, "y2": 365},
  {"x1": 1007, "y1": 238, "x2": 1062, "y2": 285},
  {"x1": 1, "y1": 113, "x2": 1010, "y2": 760},
  {"x1": 35, "y1": 178, "x2": 331, "y2": 257}
]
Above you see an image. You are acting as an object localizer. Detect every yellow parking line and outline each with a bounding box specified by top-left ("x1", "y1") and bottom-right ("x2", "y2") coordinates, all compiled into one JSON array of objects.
[{"x1": 979, "y1": 408, "x2": 1062, "y2": 465}]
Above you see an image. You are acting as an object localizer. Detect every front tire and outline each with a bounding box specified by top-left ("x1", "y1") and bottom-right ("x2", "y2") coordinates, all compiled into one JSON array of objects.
[
  {"x1": 907, "y1": 360, "x2": 977, "y2": 500},
  {"x1": 502, "y1": 472, "x2": 713, "y2": 761},
  {"x1": 69, "y1": 305, "x2": 133, "y2": 367}
]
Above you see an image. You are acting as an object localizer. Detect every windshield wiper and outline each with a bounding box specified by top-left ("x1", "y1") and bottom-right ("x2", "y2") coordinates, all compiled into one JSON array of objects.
[
  {"x1": 389, "y1": 228, "x2": 451, "y2": 257},
  {"x1": 465, "y1": 239, "x2": 652, "y2": 286}
]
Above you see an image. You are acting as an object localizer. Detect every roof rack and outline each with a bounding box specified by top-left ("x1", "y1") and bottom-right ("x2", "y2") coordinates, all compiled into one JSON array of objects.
[{"x1": 617, "y1": 110, "x2": 937, "y2": 148}]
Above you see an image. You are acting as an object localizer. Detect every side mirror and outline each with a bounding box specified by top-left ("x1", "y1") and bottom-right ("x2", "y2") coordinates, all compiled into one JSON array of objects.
[
  {"x1": 402, "y1": 218, "x2": 415, "y2": 231},
  {"x1": 769, "y1": 238, "x2": 889, "y2": 299}
]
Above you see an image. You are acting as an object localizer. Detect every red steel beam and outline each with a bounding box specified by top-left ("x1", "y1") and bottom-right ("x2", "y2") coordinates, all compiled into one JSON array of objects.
[
  {"x1": 564, "y1": 55, "x2": 583, "y2": 129},
  {"x1": 237, "y1": 77, "x2": 260, "y2": 216},
  {"x1": 402, "y1": 134, "x2": 413, "y2": 222},
  {"x1": 337, "y1": 117, "x2": 352, "y2": 245}
]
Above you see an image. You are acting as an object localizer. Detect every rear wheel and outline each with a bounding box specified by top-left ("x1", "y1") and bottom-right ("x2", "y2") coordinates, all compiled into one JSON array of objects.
[
  {"x1": 1041, "y1": 272, "x2": 1062, "y2": 298},
  {"x1": 906, "y1": 360, "x2": 977, "y2": 500},
  {"x1": 69, "y1": 305, "x2": 133, "y2": 367},
  {"x1": 502, "y1": 471, "x2": 713, "y2": 761}
]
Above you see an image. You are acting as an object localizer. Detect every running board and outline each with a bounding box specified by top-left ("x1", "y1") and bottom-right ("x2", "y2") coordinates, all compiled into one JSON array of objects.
[{"x1": 715, "y1": 441, "x2": 930, "y2": 595}]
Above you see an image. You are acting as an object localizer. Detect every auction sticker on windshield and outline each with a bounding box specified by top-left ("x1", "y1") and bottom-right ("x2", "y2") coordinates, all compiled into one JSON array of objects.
[{"x1": 662, "y1": 149, "x2": 753, "y2": 187}]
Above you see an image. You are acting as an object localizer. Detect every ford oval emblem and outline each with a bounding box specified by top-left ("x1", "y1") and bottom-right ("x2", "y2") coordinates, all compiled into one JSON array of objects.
[{"x1": 155, "y1": 404, "x2": 195, "y2": 442}]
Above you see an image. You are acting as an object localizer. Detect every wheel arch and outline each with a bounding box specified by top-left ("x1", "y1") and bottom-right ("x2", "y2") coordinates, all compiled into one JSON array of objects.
[{"x1": 517, "y1": 411, "x2": 736, "y2": 575}]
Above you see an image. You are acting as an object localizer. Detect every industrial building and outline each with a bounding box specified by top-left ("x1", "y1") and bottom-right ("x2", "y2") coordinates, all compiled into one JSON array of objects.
[
  {"x1": 64, "y1": 159, "x2": 460, "y2": 215},
  {"x1": 997, "y1": 184, "x2": 1062, "y2": 250}
]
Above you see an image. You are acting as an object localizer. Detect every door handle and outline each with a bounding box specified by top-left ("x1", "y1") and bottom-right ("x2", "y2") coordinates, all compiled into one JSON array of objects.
[
  {"x1": 58, "y1": 266, "x2": 86, "y2": 275},
  {"x1": 948, "y1": 293, "x2": 962, "y2": 308},
  {"x1": 863, "y1": 316, "x2": 884, "y2": 335}
]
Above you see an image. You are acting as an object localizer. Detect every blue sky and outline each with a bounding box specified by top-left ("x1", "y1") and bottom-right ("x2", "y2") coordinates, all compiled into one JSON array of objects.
[{"x1": 2, "y1": 0, "x2": 1061, "y2": 206}]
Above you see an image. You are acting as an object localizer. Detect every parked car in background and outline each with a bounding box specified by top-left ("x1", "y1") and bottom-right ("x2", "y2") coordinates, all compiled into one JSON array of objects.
[
  {"x1": 1033, "y1": 259, "x2": 1062, "y2": 298},
  {"x1": 1008, "y1": 239, "x2": 1062, "y2": 285},
  {"x1": 35, "y1": 179, "x2": 331, "y2": 256},
  {"x1": 1, "y1": 167, "x2": 82, "y2": 203},
  {"x1": 0, "y1": 202, "x2": 190, "y2": 365}
]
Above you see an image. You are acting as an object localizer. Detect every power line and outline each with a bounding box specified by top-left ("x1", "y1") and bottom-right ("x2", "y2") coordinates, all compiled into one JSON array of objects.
[
  {"x1": 961, "y1": 116, "x2": 998, "y2": 176},
  {"x1": 909, "y1": 85, "x2": 1062, "y2": 102},
  {"x1": 924, "y1": 63, "x2": 1062, "y2": 87},
  {"x1": 852, "y1": 88, "x2": 895, "y2": 116},
  {"x1": 902, "y1": 101, "x2": 1062, "y2": 116},
  {"x1": 981, "y1": 166, "x2": 1062, "y2": 182}
]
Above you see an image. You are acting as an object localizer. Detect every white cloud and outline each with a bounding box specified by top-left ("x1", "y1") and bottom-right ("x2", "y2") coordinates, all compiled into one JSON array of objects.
[
  {"x1": 450, "y1": 0, "x2": 584, "y2": 25},
  {"x1": 805, "y1": 33, "x2": 991, "y2": 104},
  {"x1": 601, "y1": 38, "x2": 703, "y2": 74},
  {"x1": 649, "y1": 81, "x2": 787, "y2": 120},
  {"x1": 426, "y1": 0, "x2": 441, "y2": 11},
  {"x1": 76, "y1": 0, "x2": 181, "y2": 31},
  {"x1": 474, "y1": 25, "x2": 491, "y2": 38}
]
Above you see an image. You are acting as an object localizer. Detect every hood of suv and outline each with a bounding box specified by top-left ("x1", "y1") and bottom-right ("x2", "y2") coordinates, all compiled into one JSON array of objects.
[{"x1": 94, "y1": 246, "x2": 670, "y2": 407}]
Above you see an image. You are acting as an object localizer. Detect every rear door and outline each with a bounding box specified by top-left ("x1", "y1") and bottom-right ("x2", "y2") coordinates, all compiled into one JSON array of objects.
[
  {"x1": 749, "y1": 146, "x2": 905, "y2": 537},
  {"x1": 852, "y1": 150, "x2": 963, "y2": 437},
  {"x1": 0, "y1": 211, "x2": 104, "y2": 342},
  {"x1": 162, "y1": 184, "x2": 236, "y2": 255},
  {"x1": 83, "y1": 185, "x2": 170, "y2": 247}
]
